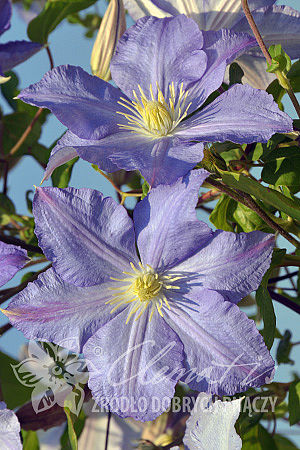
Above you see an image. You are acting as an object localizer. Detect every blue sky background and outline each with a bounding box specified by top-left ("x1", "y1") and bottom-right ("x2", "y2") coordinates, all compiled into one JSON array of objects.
[{"x1": 1, "y1": 0, "x2": 300, "y2": 443}]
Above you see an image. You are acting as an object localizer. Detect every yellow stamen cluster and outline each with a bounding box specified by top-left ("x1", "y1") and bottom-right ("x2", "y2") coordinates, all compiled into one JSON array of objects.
[
  {"x1": 107, "y1": 262, "x2": 182, "y2": 324},
  {"x1": 117, "y1": 82, "x2": 192, "y2": 138}
]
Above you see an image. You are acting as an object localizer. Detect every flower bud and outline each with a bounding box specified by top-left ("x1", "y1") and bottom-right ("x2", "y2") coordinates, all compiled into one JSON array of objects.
[{"x1": 90, "y1": 0, "x2": 126, "y2": 81}]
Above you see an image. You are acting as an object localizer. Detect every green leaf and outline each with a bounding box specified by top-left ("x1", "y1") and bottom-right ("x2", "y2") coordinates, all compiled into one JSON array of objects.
[
  {"x1": 27, "y1": 0, "x2": 97, "y2": 44},
  {"x1": 21, "y1": 271, "x2": 36, "y2": 283},
  {"x1": 221, "y1": 172, "x2": 300, "y2": 223},
  {"x1": 267, "y1": 79, "x2": 285, "y2": 110},
  {"x1": 232, "y1": 203, "x2": 270, "y2": 233},
  {"x1": 229, "y1": 62, "x2": 244, "y2": 85},
  {"x1": 267, "y1": 58, "x2": 300, "y2": 107},
  {"x1": 262, "y1": 147, "x2": 300, "y2": 194},
  {"x1": 256, "y1": 285, "x2": 275, "y2": 350},
  {"x1": 60, "y1": 409, "x2": 86, "y2": 450},
  {"x1": 255, "y1": 248, "x2": 286, "y2": 349},
  {"x1": 273, "y1": 434, "x2": 299, "y2": 449},
  {"x1": 51, "y1": 157, "x2": 79, "y2": 188},
  {"x1": 209, "y1": 194, "x2": 235, "y2": 231},
  {"x1": 242, "y1": 424, "x2": 278, "y2": 449},
  {"x1": 0, "y1": 193, "x2": 15, "y2": 214},
  {"x1": 3, "y1": 110, "x2": 47, "y2": 157},
  {"x1": 29, "y1": 142, "x2": 51, "y2": 167},
  {"x1": 141, "y1": 178, "x2": 150, "y2": 200},
  {"x1": 0, "y1": 71, "x2": 19, "y2": 110},
  {"x1": 22, "y1": 430, "x2": 40, "y2": 450},
  {"x1": 267, "y1": 45, "x2": 291, "y2": 75},
  {"x1": 64, "y1": 406, "x2": 78, "y2": 450},
  {"x1": 0, "y1": 352, "x2": 32, "y2": 409},
  {"x1": 289, "y1": 380, "x2": 300, "y2": 425},
  {"x1": 276, "y1": 330, "x2": 294, "y2": 365}
]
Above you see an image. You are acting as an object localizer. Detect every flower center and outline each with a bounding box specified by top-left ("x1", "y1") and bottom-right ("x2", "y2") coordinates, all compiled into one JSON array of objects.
[
  {"x1": 107, "y1": 262, "x2": 182, "y2": 323},
  {"x1": 133, "y1": 272, "x2": 162, "y2": 301},
  {"x1": 117, "y1": 82, "x2": 192, "y2": 138}
]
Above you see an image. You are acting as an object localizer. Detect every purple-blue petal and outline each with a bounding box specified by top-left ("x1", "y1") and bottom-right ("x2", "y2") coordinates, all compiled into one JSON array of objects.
[
  {"x1": 187, "y1": 29, "x2": 256, "y2": 109},
  {"x1": 64, "y1": 131, "x2": 204, "y2": 187},
  {"x1": 0, "y1": 402, "x2": 22, "y2": 450},
  {"x1": 42, "y1": 131, "x2": 79, "y2": 182},
  {"x1": 134, "y1": 170, "x2": 212, "y2": 271},
  {"x1": 108, "y1": 136, "x2": 204, "y2": 187},
  {"x1": 84, "y1": 308, "x2": 184, "y2": 421},
  {"x1": 0, "y1": 241, "x2": 28, "y2": 287},
  {"x1": 33, "y1": 187, "x2": 138, "y2": 287},
  {"x1": 175, "y1": 230, "x2": 274, "y2": 304},
  {"x1": 111, "y1": 15, "x2": 207, "y2": 102},
  {"x1": 176, "y1": 83, "x2": 293, "y2": 143},
  {"x1": 42, "y1": 131, "x2": 119, "y2": 182},
  {"x1": 3, "y1": 268, "x2": 118, "y2": 353},
  {"x1": 164, "y1": 289, "x2": 275, "y2": 396},
  {"x1": 0, "y1": 0, "x2": 11, "y2": 36},
  {"x1": 18, "y1": 65, "x2": 126, "y2": 140},
  {"x1": 0, "y1": 41, "x2": 42, "y2": 74}
]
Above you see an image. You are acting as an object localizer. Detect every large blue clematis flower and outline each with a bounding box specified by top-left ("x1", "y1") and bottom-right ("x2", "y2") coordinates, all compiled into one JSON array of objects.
[
  {"x1": 0, "y1": 0, "x2": 42, "y2": 83},
  {"x1": 124, "y1": 0, "x2": 300, "y2": 89},
  {"x1": 0, "y1": 240, "x2": 28, "y2": 286},
  {"x1": 18, "y1": 15, "x2": 292, "y2": 187},
  {"x1": 3, "y1": 170, "x2": 275, "y2": 421}
]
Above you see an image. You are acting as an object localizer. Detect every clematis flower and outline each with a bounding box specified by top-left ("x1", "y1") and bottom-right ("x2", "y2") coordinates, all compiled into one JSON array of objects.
[
  {"x1": 124, "y1": 0, "x2": 300, "y2": 89},
  {"x1": 0, "y1": 240, "x2": 28, "y2": 286},
  {"x1": 0, "y1": 0, "x2": 42, "y2": 83},
  {"x1": 0, "y1": 402, "x2": 22, "y2": 450},
  {"x1": 3, "y1": 170, "x2": 275, "y2": 421},
  {"x1": 172, "y1": 394, "x2": 243, "y2": 450},
  {"x1": 17, "y1": 15, "x2": 292, "y2": 187}
]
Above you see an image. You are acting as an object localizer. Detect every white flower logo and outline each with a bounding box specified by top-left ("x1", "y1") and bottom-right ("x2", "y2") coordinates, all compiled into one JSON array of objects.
[{"x1": 11, "y1": 341, "x2": 88, "y2": 415}]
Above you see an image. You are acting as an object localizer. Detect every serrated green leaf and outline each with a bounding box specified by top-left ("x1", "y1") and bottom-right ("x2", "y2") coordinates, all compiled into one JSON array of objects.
[
  {"x1": 289, "y1": 380, "x2": 300, "y2": 425},
  {"x1": 27, "y1": 0, "x2": 97, "y2": 44}
]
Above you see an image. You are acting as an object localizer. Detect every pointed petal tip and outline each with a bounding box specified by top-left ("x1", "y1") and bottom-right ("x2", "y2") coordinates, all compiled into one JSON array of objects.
[{"x1": 0, "y1": 308, "x2": 9, "y2": 317}]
